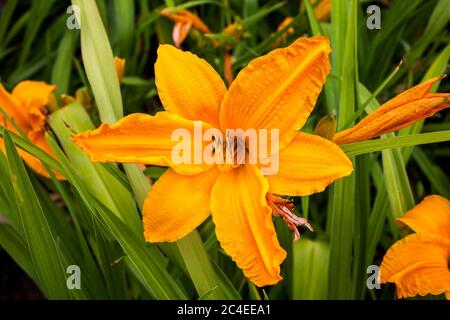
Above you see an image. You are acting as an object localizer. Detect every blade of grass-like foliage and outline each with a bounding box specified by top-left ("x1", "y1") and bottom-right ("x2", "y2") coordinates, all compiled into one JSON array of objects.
[
  {"x1": 45, "y1": 133, "x2": 187, "y2": 299},
  {"x1": 0, "y1": 223, "x2": 36, "y2": 282},
  {"x1": 0, "y1": 0, "x2": 19, "y2": 46},
  {"x1": 304, "y1": 0, "x2": 337, "y2": 115},
  {"x1": 52, "y1": 31, "x2": 78, "y2": 96},
  {"x1": 48, "y1": 103, "x2": 142, "y2": 235},
  {"x1": 168, "y1": 0, "x2": 221, "y2": 11},
  {"x1": 400, "y1": 42, "x2": 450, "y2": 160},
  {"x1": 72, "y1": 0, "x2": 123, "y2": 122},
  {"x1": 327, "y1": 0, "x2": 358, "y2": 300},
  {"x1": 352, "y1": 154, "x2": 370, "y2": 299},
  {"x1": 412, "y1": 147, "x2": 450, "y2": 199},
  {"x1": 0, "y1": 151, "x2": 22, "y2": 230},
  {"x1": 0, "y1": 10, "x2": 29, "y2": 60},
  {"x1": 366, "y1": 163, "x2": 391, "y2": 267},
  {"x1": 91, "y1": 198, "x2": 188, "y2": 300},
  {"x1": 292, "y1": 238, "x2": 329, "y2": 300},
  {"x1": 303, "y1": 0, "x2": 322, "y2": 36},
  {"x1": 341, "y1": 131, "x2": 450, "y2": 157},
  {"x1": 2, "y1": 129, "x2": 71, "y2": 299},
  {"x1": 18, "y1": 0, "x2": 56, "y2": 67},
  {"x1": 177, "y1": 231, "x2": 240, "y2": 299},
  {"x1": 382, "y1": 143, "x2": 415, "y2": 222},
  {"x1": 243, "y1": 1, "x2": 285, "y2": 27},
  {"x1": 0, "y1": 130, "x2": 65, "y2": 176},
  {"x1": 404, "y1": 0, "x2": 450, "y2": 72},
  {"x1": 111, "y1": 0, "x2": 135, "y2": 59}
]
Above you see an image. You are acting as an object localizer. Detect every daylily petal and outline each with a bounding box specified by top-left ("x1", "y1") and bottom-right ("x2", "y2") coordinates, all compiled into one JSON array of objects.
[
  {"x1": 12, "y1": 80, "x2": 56, "y2": 107},
  {"x1": 72, "y1": 112, "x2": 214, "y2": 175},
  {"x1": 333, "y1": 77, "x2": 450, "y2": 145},
  {"x1": 380, "y1": 233, "x2": 450, "y2": 299},
  {"x1": 219, "y1": 36, "x2": 331, "y2": 151},
  {"x1": 173, "y1": 21, "x2": 192, "y2": 47},
  {"x1": 265, "y1": 132, "x2": 353, "y2": 196},
  {"x1": 155, "y1": 45, "x2": 226, "y2": 128},
  {"x1": 398, "y1": 195, "x2": 450, "y2": 239},
  {"x1": 143, "y1": 167, "x2": 219, "y2": 242},
  {"x1": 210, "y1": 165, "x2": 287, "y2": 286},
  {"x1": 0, "y1": 83, "x2": 29, "y2": 129}
]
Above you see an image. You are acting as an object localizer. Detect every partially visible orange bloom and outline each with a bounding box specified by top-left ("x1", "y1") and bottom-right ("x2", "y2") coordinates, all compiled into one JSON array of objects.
[
  {"x1": 311, "y1": 0, "x2": 331, "y2": 22},
  {"x1": 380, "y1": 195, "x2": 450, "y2": 299},
  {"x1": 73, "y1": 36, "x2": 354, "y2": 286},
  {"x1": 159, "y1": 7, "x2": 211, "y2": 47},
  {"x1": 300, "y1": 0, "x2": 331, "y2": 21},
  {"x1": 333, "y1": 77, "x2": 450, "y2": 145},
  {"x1": 0, "y1": 81, "x2": 63, "y2": 179},
  {"x1": 274, "y1": 17, "x2": 295, "y2": 47},
  {"x1": 114, "y1": 57, "x2": 126, "y2": 83}
]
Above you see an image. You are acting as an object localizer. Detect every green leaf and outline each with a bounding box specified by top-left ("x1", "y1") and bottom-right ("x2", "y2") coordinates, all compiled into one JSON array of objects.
[
  {"x1": 292, "y1": 238, "x2": 329, "y2": 300},
  {"x1": 327, "y1": 0, "x2": 358, "y2": 300},
  {"x1": 2, "y1": 129, "x2": 70, "y2": 299},
  {"x1": 48, "y1": 103, "x2": 142, "y2": 235},
  {"x1": 341, "y1": 131, "x2": 450, "y2": 157},
  {"x1": 52, "y1": 30, "x2": 78, "y2": 95},
  {"x1": 72, "y1": 0, "x2": 123, "y2": 122}
]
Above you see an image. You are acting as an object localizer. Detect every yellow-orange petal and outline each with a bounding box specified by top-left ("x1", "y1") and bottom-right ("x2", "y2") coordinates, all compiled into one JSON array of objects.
[
  {"x1": 380, "y1": 233, "x2": 450, "y2": 299},
  {"x1": 72, "y1": 112, "x2": 214, "y2": 175},
  {"x1": 210, "y1": 165, "x2": 287, "y2": 287},
  {"x1": 398, "y1": 195, "x2": 450, "y2": 239},
  {"x1": 155, "y1": 44, "x2": 226, "y2": 128},
  {"x1": 264, "y1": 132, "x2": 353, "y2": 196},
  {"x1": 382, "y1": 77, "x2": 442, "y2": 110},
  {"x1": 219, "y1": 36, "x2": 331, "y2": 152},
  {"x1": 114, "y1": 57, "x2": 126, "y2": 83},
  {"x1": 143, "y1": 167, "x2": 219, "y2": 242},
  {"x1": 333, "y1": 77, "x2": 449, "y2": 145},
  {"x1": 173, "y1": 21, "x2": 192, "y2": 47},
  {"x1": 12, "y1": 80, "x2": 56, "y2": 107},
  {"x1": 0, "y1": 83, "x2": 29, "y2": 130}
]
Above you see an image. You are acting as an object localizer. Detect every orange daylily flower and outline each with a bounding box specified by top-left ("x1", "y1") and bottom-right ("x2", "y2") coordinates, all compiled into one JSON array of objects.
[
  {"x1": 72, "y1": 36, "x2": 353, "y2": 286},
  {"x1": 333, "y1": 77, "x2": 450, "y2": 145},
  {"x1": 380, "y1": 195, "x2": 450, "y2": 299},
  {"x1": 0, "y1": 81, "x2": 62, "y2": 179},
  {"x1": 159, "y1": 7, "x2": 211, "y2": 47}
]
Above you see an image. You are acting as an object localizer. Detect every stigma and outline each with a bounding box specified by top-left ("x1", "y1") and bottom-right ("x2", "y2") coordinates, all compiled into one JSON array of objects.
[{"x1": 267, "y1": 193, "x2": 313, "y2": 241}]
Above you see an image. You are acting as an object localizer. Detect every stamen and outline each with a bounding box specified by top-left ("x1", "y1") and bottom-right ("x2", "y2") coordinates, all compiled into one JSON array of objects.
[{"x1": 267, "y1": 193, "x2": 313, "y2": 241}]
